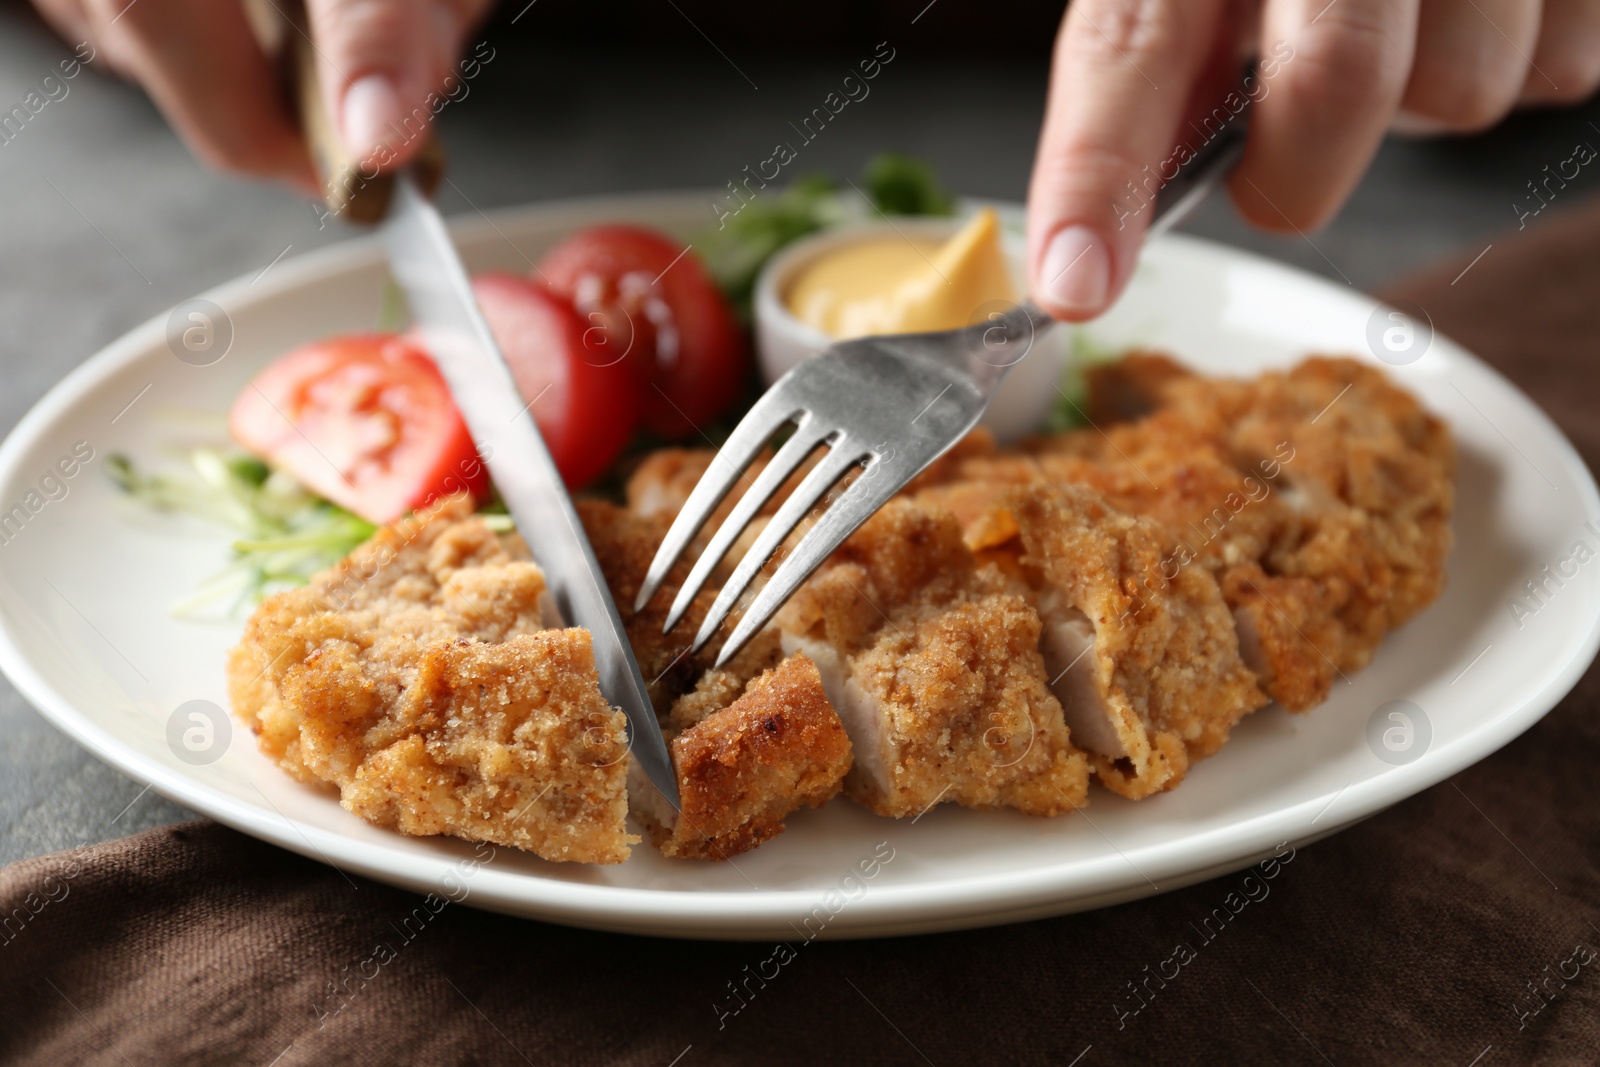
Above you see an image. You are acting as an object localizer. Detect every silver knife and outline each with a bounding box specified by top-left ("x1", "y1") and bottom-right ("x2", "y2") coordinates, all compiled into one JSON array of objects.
[{"x1": 382, "y1": 173, "x2": 680, "y2": 810}]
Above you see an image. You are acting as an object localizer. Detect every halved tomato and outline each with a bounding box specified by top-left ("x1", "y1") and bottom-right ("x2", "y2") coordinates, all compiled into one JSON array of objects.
[
  {"x1": 536, "y1": 225, "x2": 747, "y2": 439},
  {"x1": 468, "y1": 272, "x2": 644, "y2": 488},
  {"x1": 229, "y1": 333, "x2": 489, "y2": 524}
]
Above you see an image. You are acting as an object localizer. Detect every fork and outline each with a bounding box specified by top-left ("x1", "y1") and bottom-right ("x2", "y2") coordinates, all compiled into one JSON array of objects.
[{"x1": 636, "y1": 121, "x2": 1246, "y2": 668}]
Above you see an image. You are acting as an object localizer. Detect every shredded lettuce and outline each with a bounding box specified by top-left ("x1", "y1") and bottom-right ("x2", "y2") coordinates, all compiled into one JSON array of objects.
[
  {"x1": 107, "y1": 449, "x2": 375, "y2": 615},
  {"x1": 374, "y1": 276, "x2": 411, "y2": 332}
]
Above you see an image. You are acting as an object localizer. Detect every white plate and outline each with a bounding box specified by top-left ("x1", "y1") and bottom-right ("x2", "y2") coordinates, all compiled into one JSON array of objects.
[{"x1": 2, "y1": 193, "x2": 1597, "y2": 940}]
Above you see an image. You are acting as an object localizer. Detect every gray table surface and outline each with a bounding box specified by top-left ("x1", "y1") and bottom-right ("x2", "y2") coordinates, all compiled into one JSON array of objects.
[{"x1": 2, "y1": 5, "x2": 1598, "y2": 868}]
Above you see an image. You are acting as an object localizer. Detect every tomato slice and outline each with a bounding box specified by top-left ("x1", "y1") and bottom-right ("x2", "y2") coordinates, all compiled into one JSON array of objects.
[
  {"x1": 229, "y1": 333, "x2": 489, "y2": 524},
  {"x1": 467, "y1": 272, "x2": 643, "y2": 489},
  {"x1": 536, "y1": 225, "x2": 748, "y2": 439}
]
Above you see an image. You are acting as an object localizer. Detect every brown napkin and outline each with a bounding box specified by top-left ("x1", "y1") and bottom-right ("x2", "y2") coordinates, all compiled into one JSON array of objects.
[{"x1": 5, "y1": 200, "x2": 1600, "y2": 1067}]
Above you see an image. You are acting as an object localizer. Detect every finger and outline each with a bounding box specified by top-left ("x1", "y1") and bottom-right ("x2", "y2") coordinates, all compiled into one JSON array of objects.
[
  {"x1": 1520, "y1": 0, "x2": 1600, "y2": 105},
  {"x1": 81, "y1": 0, "x2": 315, "y2": 188},
  {"x1": 1401, "y1": 0, "x2": 1541, "y2": 129},
  {"x1": 1027, "y1": 0, "x2": 1229, "y2": 321},
  {"x1": 1231, "y1": 0, "x2": 1419, "y2": 232},
  {"x1": 305, "y1": 0, "x2": 472, "y2": 169}
]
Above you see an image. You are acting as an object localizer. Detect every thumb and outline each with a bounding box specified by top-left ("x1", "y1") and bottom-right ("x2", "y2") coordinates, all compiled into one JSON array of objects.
[
  {"x1": 306, "y1": 0, "x2": 466, "y2": 168},
  {"x1": 1027, "y1": 0, "x2": 1223, "y2": 321}
]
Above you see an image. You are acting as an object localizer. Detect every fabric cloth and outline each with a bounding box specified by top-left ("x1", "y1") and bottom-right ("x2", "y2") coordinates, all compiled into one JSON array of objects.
[{"x1": 4, "y1": 199, "x2": 1600, "y2": 1066}]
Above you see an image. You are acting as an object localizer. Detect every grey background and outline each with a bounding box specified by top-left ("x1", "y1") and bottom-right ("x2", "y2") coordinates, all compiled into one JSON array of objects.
[{"x1": 2, "y1": 3, "x2": 1598, "y2": 866}]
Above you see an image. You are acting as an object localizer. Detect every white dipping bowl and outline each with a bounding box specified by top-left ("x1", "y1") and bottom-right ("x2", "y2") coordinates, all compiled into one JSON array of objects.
[{"x1": 752, "y1": 208, "x2": 1070, "y2": 443}]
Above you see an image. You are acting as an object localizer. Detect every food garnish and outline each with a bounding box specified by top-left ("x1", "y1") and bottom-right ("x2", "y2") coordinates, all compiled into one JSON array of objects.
[
  {"x1": 695, "y1": 153, "x2": 957, "y2": 316},
  {"x1": 468, "y1": 271, "x2": 644, "y2": 488},
  {"x1": 228, "y1": 332, "x2": 490, "y2": 524},
  {"x1": 107, "y1": 448, "x2": 375, "y2": 613},
  {"x1": 535, "y1": 225, "x2": 747, "y2": 439}
]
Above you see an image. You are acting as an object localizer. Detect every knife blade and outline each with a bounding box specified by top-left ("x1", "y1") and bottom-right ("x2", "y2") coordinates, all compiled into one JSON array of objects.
[{"x1": 382, "y1": 173, "x2": 680, "y2": 811}]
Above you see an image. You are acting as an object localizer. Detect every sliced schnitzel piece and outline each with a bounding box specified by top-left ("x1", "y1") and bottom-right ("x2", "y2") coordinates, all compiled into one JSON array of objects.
[
  {"x1": 1031, "y1": 416, "x2": 1298, "y2": 574},
  {"x1": 626, "y1": 448, "x2": 721, "y2": 519},
  {"x1": 777, "y1": 499, "x2": 1090, "y2": 818},
  {"x1": 911, "y1": 417, "x2": 1296, "y2": 587},
  {"x1": 625, "y1": 446, "x2": 816, "y2": 532},
  {"x1": 918, "y1": 410, "x2": 1299, "y2": 577},
  {"x1": 578, "y1": 498, "x2": 792, "y2": 714},
  {"x1": 579, "y1": 498, "x2": 724, "y2": 714},
  {"x1": 227, "y1": 495, "x2": 636, "y2": 864},
  {"x1": 1008, "y1": 486, "x2": 1269, "y2": 798},
  {"x1": 1132, "y1": 357, "x2": 1454, "y2": 708},
  {"x1": 909, "y1": 355, "x2": 1453, "y2": 714},
  {"x1": 334, "y1": 633, "x2": 632, "y2": 862},
  {"x1": 633, "y1": 653, "x2": 853, "y2": 859},
  {"x1": 578, "y1": 498, "x2": 854, "y2": 860},
  {"x1": 1081, "y1": 350, "x2": 1196, "y2": 424}
]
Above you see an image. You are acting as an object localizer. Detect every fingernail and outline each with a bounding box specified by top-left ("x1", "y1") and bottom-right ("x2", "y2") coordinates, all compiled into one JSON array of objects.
[
  {"x1": 341, "y1": 74, "x2": 403, "y2": 160},
  {"x1": 1040, "y1": 224, "x2": 1111, "y2": 316}
]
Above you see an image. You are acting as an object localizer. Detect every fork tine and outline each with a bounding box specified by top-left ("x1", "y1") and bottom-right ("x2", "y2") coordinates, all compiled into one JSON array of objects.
[
  {"x1": 712, "y1": 456, "x2": 904, "y2": 668},
  {"x1": 662, "y1": 419, "x2": 832, "y2": 633},
  {"x1": 634, "y1": 391, "x2": 806, "y2": 612},
  {"x1": 690, "y1": 440, "x2": 868, "y2": 653}
]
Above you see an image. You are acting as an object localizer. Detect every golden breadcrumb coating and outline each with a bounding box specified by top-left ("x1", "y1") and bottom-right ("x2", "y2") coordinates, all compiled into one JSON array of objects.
[
  {"x1": 1081, "y1": 349, "x2": 1196, "y2": 425},
  {"x1": 1118, "y1": 357, "x2": 1453, "y2": 708},
  {"x1": 578, "y1": 498, "x2": 786, "y2": 713},
  {"x1": 619, "y1": 355, "x2": 1451, "y2": 807},
  {"x1": 1008, "y1": 486, "x2": 1268, "y2": 798},
  {"x1": 911, "y1": 354, "x2": 1454, "y2": 712},
  {"x1": 778, "y1": 500, "x2": 1091, "y2": 818},
  {"x1": 579, "y1": 498, "x2": 720, "y2": 714},
  {"x1": 624, "y1": 447, "x2": 815, "y2": 534},
  {"x1": 578, "y1": 498, "x2": 853, "y2": 860},
  {"x1": 227, "y1": 495, "x2": 635, "y2": 864},
  {"x1": 665, "y1": 628, "x2": 785, "y2": 737},
  {"x1": 637, "y1": 654, "x2": 854, "y2": 859},
  {"x1": 626, "y1": 449, "x2": 720, "y2": 519}
]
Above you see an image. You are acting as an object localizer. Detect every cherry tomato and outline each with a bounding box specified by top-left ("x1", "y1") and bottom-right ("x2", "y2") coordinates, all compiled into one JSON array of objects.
[
  {"x1": 468, "y1": 272, "x2": 644, "y2": 489},
  {"x1": 229, "y1": 333, "x2": 489, "y2": 524},
  {"x1": 536, "y1": 225, "x2": 747, "y2": 439}
]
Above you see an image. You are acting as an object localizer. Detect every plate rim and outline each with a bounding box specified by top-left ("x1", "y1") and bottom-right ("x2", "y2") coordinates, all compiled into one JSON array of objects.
[{"x1": 2, "y1": 191, "x2": 1597, "y2": 939}]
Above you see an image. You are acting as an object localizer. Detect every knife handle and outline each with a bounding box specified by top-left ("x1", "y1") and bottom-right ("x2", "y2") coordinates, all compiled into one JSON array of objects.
[{"x1": 257, "y1": 0, "x2": 445, "y2": 224}]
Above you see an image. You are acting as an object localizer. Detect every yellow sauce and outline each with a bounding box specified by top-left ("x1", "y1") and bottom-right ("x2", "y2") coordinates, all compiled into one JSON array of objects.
[{"x1": 786, "y1": 208, "x2": 1017, "y2": 337}]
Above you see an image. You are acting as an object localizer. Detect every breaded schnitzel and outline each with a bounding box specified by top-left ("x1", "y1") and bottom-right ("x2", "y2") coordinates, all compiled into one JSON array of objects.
[
  {"x1": 1008, "y1": 486, "x2": 1267, "y2": 798},
  {"x1": 776, "y1": 500, "x2": 1092, "y2": 817},
  {"x1": 634, "y1": 653, "x2": 853, "y2": 859},
  {"x1": 227, "y1": 495, "x2": 636, "y2": 864},
  {"x1": 579, "y1": 498, "x2": 854, "y2": 859},
  {"x1": 909, "y1": 354, "x2": 1454, "y2": 712}
]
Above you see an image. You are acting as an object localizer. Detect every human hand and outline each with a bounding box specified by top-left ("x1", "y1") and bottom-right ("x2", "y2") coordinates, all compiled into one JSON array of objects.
[
  {"x1": 1028, "y1": 0, "x2": 1600, "y2": 320},
  {"x1": 31, "y1": 0, "x2": 496, "y2": 194}
]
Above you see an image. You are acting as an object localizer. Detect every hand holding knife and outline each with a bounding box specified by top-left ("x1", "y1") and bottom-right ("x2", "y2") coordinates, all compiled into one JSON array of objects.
[{"x1": 277, "y1": 6, "x2": 681, "y2": 810}]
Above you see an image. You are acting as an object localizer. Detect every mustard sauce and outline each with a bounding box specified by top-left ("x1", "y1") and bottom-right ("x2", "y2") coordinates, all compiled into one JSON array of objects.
[{"x1": 786, "y1": 208, "x2": 1017, "y2": 337}]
